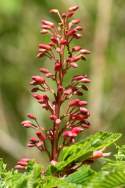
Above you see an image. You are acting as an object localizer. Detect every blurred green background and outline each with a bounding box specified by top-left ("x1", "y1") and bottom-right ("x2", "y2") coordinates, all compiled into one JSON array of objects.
[{"x1": 0, "y1": 0, "x2": 125, "y2": 168}]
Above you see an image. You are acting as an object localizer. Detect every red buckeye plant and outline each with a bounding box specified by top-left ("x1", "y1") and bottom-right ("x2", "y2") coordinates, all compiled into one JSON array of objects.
[{"x1": 19, "y1": 5, "x2": 92, "y2": 168}]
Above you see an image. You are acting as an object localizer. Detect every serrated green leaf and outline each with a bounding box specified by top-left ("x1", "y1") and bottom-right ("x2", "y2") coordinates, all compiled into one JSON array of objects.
[
  {"x1": 86, "y1": 161, "x2": 125, "y2": 188},
  {"x1": 47, "y1": 132, "x2": 121, "y2": 174},
  {"x1": 66, "y1": 165, "x2": 95, "y2": 185},
  {"x1": 115, "y1": 145, "x2": 125, "y2": 161}
]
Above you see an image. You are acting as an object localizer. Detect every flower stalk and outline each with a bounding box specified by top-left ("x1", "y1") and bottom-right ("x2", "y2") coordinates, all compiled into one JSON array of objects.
[{"x1": 20, "y1": 5, "x2": 91, "y2": 163}]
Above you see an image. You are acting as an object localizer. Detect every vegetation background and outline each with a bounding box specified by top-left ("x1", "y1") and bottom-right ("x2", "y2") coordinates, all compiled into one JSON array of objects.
[{"x1": 0, "y1": 0, "x2": 125, "y2": 168}]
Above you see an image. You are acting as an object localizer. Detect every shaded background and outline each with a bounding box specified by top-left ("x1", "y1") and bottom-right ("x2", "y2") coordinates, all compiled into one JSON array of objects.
[{"x1": 0, "y1": 0, "x2": 125, "y2": 168}]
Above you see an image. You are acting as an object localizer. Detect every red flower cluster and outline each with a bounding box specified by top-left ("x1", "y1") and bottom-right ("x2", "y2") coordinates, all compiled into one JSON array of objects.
[
  {"x1": 15, "y1": 158, "x2": 30, "y2": 170},
  {"x1": 19, "y1": 5, "x2": 91, "y2": 164}
]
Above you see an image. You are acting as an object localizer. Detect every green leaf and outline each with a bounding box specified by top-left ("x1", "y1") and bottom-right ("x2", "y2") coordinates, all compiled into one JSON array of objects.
[
  {"x1": 47, "y1": 132, "x2": 121, "y2": 174},
  {"x1": 86, "y1": 160, "x2": 125, "y2": 188},
  {"x1": 41, "y1": 176, "x2": 78, "y2": 188},
  {"x1": 66, "y1": 165, "x2": 96, "y2": 185},
  {"x1": 115, "y1": 145, "x2": 125, "y2": 161}
]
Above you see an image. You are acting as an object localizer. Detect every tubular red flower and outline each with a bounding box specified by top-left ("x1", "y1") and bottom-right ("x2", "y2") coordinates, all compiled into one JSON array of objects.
[
  {"x1": 36, "y1": 131, "x2": 46, "y2": 141},
  {"x1": 30, "y1": 137, "x2": 38, "y2": 144},
  {"x1": 68, "y1": 5, "x2": 79, "y2": 12},
  {"x1": 50, "y1": 114, "x2": 57, "y2": 121},
  {"x1": 67, "y1": 29, "x2": 76, "y2": 36},
  {"x1": 72, "y1": 46, "x2": 81, "y2": 52},
  {"x1": 73, "y1": 33, "x2": 82, "y2": 39},
  {"x1": 39, "y1": 43, "x2": 51, "y2": 50},
  {"x1": 21, "y1": 120, "x2": 32, "y2": 128},
  {"x1": 32, "y1": 94, "x2": 48, "y2": 103},
  {"x1": 39, "y1": 67, "x2": 49, "y2": 73},
  {"x1": 60, "y1": 39, "x2": 68, "y2": 45},
  {"x1": 32, "y1": 76, "x2": 45, "y2": 85},
  {"x1": 80, "y1": 49, "x2": 91, "y2": 54},
  {"x1": 27, "y1": 113, "x2": 36, "y2": 120},
  {"x1": 40, "y1": 29, "x2": 49, "y2": 34},
  {"x1": 67, "y1": 55, "x2": 81, "y2": 63},
  {"x1": 72, "y1": 19, "x2": 80, "y2": 24},
  {"x1": 51, "y1": 36, "x2": 58, "y2": 44},
  {"x1": 71, "y1": 127, "x2": 82, "y2": 134},
  {"x1": 55, "y1": 61, "x2": 62, "y2": 71},
  {"x1": 70, "y1": 63, "x2": 78, "y2": 68},
  {"x1": 41, "y1": 20, "x2": 54, "y2": 28},
  {"x1": 70, "y1": 113, "x2": 88, "y2": 121}
]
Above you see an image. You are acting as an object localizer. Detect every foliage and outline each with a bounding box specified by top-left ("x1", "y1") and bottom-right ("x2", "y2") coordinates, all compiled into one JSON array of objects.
[{"x1": 1, "y1": 132, "x2": 125, "y2": 187}]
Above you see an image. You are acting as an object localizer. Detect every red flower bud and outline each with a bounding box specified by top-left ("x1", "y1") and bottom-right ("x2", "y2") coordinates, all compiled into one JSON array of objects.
[
  {"x1": 64, "y1": 88, "x2": 73, "y2": 95},
  {"x1": 78, "y1": 100, "x2": 88, "y2": 106},
  {"x1": 36, "y1": 131, "x2": 46, "y2": 141},
  {"x1": 81, "y1": 78, "x2": 91, "y2": 83},
  {"x1": 21, "y1": 120, "x2": 32, "y2": 128},
  {"x1": 58, "y1": 85, "x2": 64, "y2": 94},
  {"x1": 55, "y1": 119, "x2": 61, "y2": 125},
  {"x1": 72, "y1": 19, "x2": 80, "y2": 24},
  {"x1": 17, "y1": 161, "x2": 28, "y2": 166},
  {"x1": 30, "y1": 137, "x2": 38, "y2": 144},
  {"x1": 36, "y1": 141, "x2": 43, "y2": 147},
  {"x1": 15, "y1": 165, "x2": 26, "y2": 170},
  {"x1": 39, "y1": 43, "x2": 51, "y2": 50},
  {"x1": 32, "y1": 76, "x2": 45, "y2": 85},
  {"x1": 51, "y1": 36, "x2": 58, "y2": 44},
  {"x1": 80, "y1": 49, "x2": 91, "y2": 54},
  {"x1": 55, "y1": 62, "x2": 62, "y2": 71},
  {"x1": 15, "y1": 158, "x2": 30, "y2": 170},
  {"x1": 42, "y1": 25, "x2": 52, "y2": 30},
  {"x1": 37, "y1": 52, "x2": 45, "y2": 58},
  {"x1": 72, "y1": 75, "x2": 86, "y2": 81},
  {"x1": 70, "y1": 113, "x2": 88, "y2": 121},
  {"x1": 67, "y1": 55, "x2": 81, "y2": 63},
  {"x1": 69, "y1": 5, "x2": 79, "y2": 12},
  {"x1": 39, "y1": 67, "x2": 49, "y2": 73},
  {"x1": 92, "y1": 151, "x2": 103, "y2": 159},
  {"x1": 32, "y1": 94, "x2": 48, "y2": 103},
  {"x1": 40, "y1": 29, "x2": 49, "y2": 34},
  {"x1": 71, "y1": 127, "x2": 82, "y2": 134},
  {"x1": 63, "y1": 130, "x2": 75, "y2": 137},
  {"x1": 73, "y1": 33, "x2": 82, "y2": 39},
  {"x1": 60, "y1": 39, "x2": 67, "y2": 45},
  {"x1": 69, "y1": 99, "x2": 80, "y2": 107},
  {"x1": 67, "y1": 12, "x2": 74, "y2": 18},
  {"x1": 69, "y1": 99, "x2": 88, "y2": 107},
  {"x1": 80, "y1": 107, "x2": 89, "y2": 114},
  {"x1": 27, "y1": 113, "x2": 36, "y2": 120},
  {"x1": 75, "y1": 26, "x2": 83, "y2": 31},
  {"x1": 67, "y1": 29, "x2": 76, "y2": 36},
  {"x1": 72, "y1": 46, "x2": 81, "y2": 52},
  {"x1": 46, "y1": 73, "x2": 53, "y2": 78},
  {"x1": 70, "y1": 63, "x2": 78, "y2": 68},
  {"x1": 50, "y1": 114, "x2": 57, "y2": 121},
  {"x1": 27, "y1": 143, "x2": 35, "y2": 147},
  {"x1": 41, "y1": 20, "x2": 54, "y2": 27}
]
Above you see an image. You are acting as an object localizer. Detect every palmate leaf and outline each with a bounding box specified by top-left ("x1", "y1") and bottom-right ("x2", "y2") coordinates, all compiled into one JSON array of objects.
[
  {"x1": 47, "y1": 132, "x2": 121, "y2": 174},
  {"x1": 86, "y1": 160, "x2": 125, "y2": 188},
  {"x1": 41, "y1": 176, "x2": 78, "y2": 188},
  {"x1": 65, "y1": 165, "x2": 96, "y2": 186}
]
